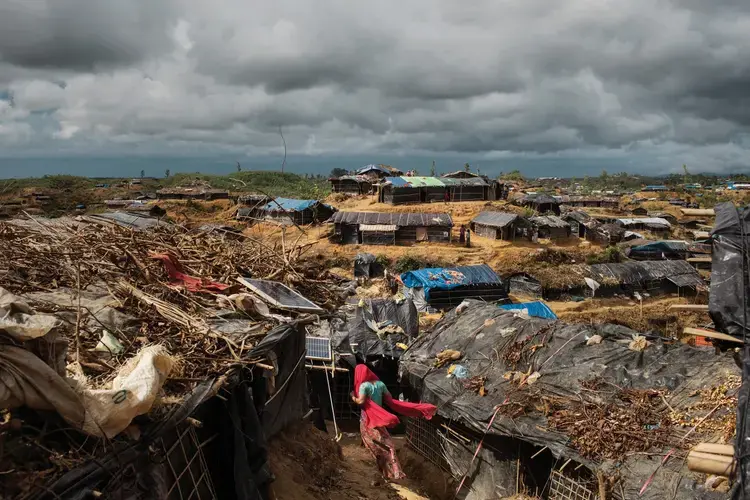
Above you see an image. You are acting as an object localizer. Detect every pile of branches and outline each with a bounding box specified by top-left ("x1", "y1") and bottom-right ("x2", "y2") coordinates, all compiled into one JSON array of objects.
[
  {"x1": 547, "y1": 386, "x2": 674, "y2": 460},
  {"x1": 0, "y1": 217, "x2": 345, "y2": 382}
]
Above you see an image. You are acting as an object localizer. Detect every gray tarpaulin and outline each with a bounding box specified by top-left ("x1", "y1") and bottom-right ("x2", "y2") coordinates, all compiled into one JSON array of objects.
[{"x1": 400, "y1": 301, "x2": 738, "y2": 499}]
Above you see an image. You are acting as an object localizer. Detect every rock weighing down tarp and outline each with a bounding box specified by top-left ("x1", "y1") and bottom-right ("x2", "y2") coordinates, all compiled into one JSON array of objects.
[
  {"x1": 399, "y1": 301, "x2": 739, "y2": 499},
  {"x1": 710, "y1": 202, "x2": 750, "y2": 340}
]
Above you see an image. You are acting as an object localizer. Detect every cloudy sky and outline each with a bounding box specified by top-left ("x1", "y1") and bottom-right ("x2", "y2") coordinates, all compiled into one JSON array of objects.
[{"x1": 1, "y1": 0, "x2": 750, "y2": 176}]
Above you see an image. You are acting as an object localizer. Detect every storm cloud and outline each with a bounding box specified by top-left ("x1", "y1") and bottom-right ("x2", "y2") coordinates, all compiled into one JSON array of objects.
[{"x1": 1, "y1": 0, "x2": 750, "y2": 173}]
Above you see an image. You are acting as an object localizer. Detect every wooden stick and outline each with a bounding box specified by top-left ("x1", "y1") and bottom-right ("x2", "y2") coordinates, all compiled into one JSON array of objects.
[
  {"x1": 687, "y1": 257, "x2": 712, "y2": 263},
  {"x1": 304, "y1": 364, "x2": 349, "y2": 372},
  {"x1": 683, "y1": 327, "x2": 742, "y2": 344},
  {"x1": 530, "y1": 446, "x2": 548, "y2": 459},
  {"x1": 668, "y1": 304, "x2": 709, "y2": 311}
]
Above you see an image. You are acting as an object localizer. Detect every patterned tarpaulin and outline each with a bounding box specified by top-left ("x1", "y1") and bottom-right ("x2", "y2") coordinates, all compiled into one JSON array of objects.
[{"x1": 400, "y1": 264, "x2": 502, "y2": 299}]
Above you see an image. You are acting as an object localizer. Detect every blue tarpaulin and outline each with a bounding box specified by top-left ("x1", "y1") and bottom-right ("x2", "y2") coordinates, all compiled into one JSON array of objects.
[
  {"x1": 499, "y1": 301, "x2": 558, "y2": 320},
  {"x1": 400, "y1": 264, "x2": 502, "y2": 300},
  {"x1": 262, "y1": 198, "x2": 329, "y2": 212}
]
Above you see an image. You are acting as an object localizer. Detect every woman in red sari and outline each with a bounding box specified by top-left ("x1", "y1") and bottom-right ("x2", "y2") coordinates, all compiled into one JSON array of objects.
[{"x1": 351, "y1": 364, "x2": 437, "y2": 480}]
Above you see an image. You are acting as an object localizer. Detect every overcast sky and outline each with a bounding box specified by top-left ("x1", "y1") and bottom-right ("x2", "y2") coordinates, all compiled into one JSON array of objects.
[{"x1": 1, "y1": 0, "x2": 750, "y2": 176}]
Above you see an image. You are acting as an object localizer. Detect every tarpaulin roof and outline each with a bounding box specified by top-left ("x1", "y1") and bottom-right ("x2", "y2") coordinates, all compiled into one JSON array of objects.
[
  {"x1": 399, "y1": 301, "x2": 738, "y2": 499},
  {"x1": 356, "y1": 164, "x2": 403, "y2": 175},
  {"x1": 359, "y1": 224, "x2": 397, "y2": 232},
  {"x1": 400, "y1": 264, "x2": 502, "y2": 299},
  {"x1": 529, "y1": 215, "x2": 570, "y2": 228},
  {"x1": 520, "y1": 193, "x2": 559, "y2": 205},
  {"x1": 471, "y1": 212, "x2": 521, "y2": 228},
  {"x1": 584, "y1": 259, "x2": 701, "y2": 286},
  {"x1": 615, "y1": 217, "x2": 672, "y2": 228},
  {"x1": 499, "y1": 301, "x2": 558, "y2": 319},
  {"x1": 385, "y1": 176, "x2": 488, "y2": 188},
  {"x1": 629, "y1": 240, "x2": 688, "y2": 253},
  {"x1": 440, "y1": 177, "x2": 489, "y2": 187},
  {"x1": 261, "y1": 197, "x2": 332, "y2": 213},
  {"x1": 330, "y1": 211, "x2": 453, "y2": 227}
]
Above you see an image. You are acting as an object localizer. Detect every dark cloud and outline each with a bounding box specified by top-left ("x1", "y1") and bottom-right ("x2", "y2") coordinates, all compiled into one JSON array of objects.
[
  {"x1": 0, "y1": 1, "x2": 175, "y2": 70},
  {"x1": 1, "y1": 0, "x2": 750, "y2": 173}
]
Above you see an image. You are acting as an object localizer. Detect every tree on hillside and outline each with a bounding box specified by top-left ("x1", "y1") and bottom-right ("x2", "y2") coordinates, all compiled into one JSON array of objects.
[
  {"x1": 600, "y1": 169, "x2": 608, "y2": 179},
  {"x1": 464, "y1": 163, "x2": 471, "y2": 172},
  {"x1": 682, "y1": 164, "x2": 690, "y2": 184},
  {"x1": 431, "y1": 160, "x2": 436, "y2": 177},
  {"x1": 165, "y1": 169, "x2": 170, "y2": 178},
  {"x1": 236, "y1": 162, "x2": 242, "y2": 172},
  {"x1": 140, "y1": 170, "x2": 145, "y2": 179},
  {"x1": 330, "y1": 168, "x2": 348, "y2": 178}
]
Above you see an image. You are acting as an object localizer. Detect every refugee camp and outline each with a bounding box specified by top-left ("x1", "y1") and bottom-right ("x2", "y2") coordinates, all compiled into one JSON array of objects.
[{"x1": 4, "y1": 1, "x2": 750, "y2": 498}]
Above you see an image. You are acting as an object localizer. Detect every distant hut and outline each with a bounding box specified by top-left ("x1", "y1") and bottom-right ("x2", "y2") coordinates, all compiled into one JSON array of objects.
[
  {"x1": 542, "y1": 260, "x2": 704, "y2": 300},
  {"x1": 519, "y1": 194, "x2": 561, "y2": 215},
  {"x1": 238, "y1": 197, "x2": 336, "y2": 225},
  {"x1": 355, "y1": 164, "x2": 403, "y2": 180},
  {"x1": 470, "y1": 212, "x2": 532, "y2": 241},
  {"x1": 529, "y1": 215, "x2": 571, "y2": 240},
  {"x1": 630, "y1": 206, "x2": 648, "y2": 216},
  {"x1": 615, "y1": 217, "x2": 672, "y2": 238},
  {"x1": 378, "y1": 176, "x2": 500, "y2": 205},
  {"x1": 561, "y1": 211, "x2": 593, "y2": 238},
  {"x1": 399, "y1": 264, "x2": 509, "y2": 311},
  {"x1": 330, "y1": 211, "x2": 452, "y2": 245},
  {"x1": 329, "y1": 175, "x2": 374, "y2": 195}
]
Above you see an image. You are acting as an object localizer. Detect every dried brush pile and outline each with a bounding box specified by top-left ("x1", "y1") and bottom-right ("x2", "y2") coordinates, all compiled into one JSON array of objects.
[{"x1": 0, "y1": 217, "x2": 345, "y2": 382}]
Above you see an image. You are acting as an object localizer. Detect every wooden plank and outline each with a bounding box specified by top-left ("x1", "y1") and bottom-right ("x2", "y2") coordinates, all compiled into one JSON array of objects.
[
  {"x1": 681, "y1": 208, "x2": 715, "y2": 216},
  {"x1": 693, "y1": 443, "x2": 734, "y2": 456},
  {"x1": 668, "y1": 304, "x2": 709, "y2": 311},
  {"x1": 687, "y1": 257, "x2": 712, "y2": 263},
  {"x1": 683, "y1": 327, "x2": 743, "y2": 344}
]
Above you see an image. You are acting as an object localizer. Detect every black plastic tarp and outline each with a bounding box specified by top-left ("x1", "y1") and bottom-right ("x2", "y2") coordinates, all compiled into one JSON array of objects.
[
  {"x1": 710, "y1": 202, "x2": 750, "y2": 340},
  {"x1": 349, "y1": 298, "x2": 418, "y2": 358},
  {"x1": 399, "y1": 301, "x2": 738, "y2": 499},
  {"x1": 354, "y1": 253, "x2": 384, "y2": 278}
]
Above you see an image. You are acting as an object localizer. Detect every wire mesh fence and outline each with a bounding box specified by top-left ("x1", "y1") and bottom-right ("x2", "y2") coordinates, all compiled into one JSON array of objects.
[
  {"x1": 159, "y1": 425, "x2": 218, "y2": 500},
  {"x1": 404, "y1": 416, "x2": 452, "y2": 473},
  {"x1": 548, "y1": 469, "x2": 596, "y2": 500}
]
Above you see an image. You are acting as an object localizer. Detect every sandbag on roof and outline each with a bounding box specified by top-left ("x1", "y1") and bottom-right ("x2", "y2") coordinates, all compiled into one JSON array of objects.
[{"x1": 399, "y1": 301, "x2": 738, "y2": 499}]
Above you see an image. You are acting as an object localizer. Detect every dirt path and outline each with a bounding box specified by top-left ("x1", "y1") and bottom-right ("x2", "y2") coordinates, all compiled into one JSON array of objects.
[{"x1": 269, "y1": 423, "x2": 453, "y2": 500}]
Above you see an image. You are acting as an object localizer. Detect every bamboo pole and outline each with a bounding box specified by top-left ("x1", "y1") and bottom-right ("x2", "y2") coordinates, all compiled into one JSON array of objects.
[{"x1": 683, "y1": 327, "x2": 743, "y2": 344}]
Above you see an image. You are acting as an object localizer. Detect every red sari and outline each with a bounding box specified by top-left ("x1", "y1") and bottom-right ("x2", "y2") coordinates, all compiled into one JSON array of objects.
[{"x1": 354, "y1": 365, "x2": 437, "y2": 480}]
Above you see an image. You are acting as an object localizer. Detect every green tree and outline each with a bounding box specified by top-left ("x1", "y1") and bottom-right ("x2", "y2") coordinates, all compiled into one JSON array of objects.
[
  {"x1": 165, "y1": 169, "x2": 170, "y2": 178},
  {"x1": 330, "y1": 168, "x2": 348, "y2": 177},
  {"x1": 140, "y1": 169, "x2": 145, "y2": 179},
  {"x1": 464, "y1": 163, "x2": 471, "y2": 172},
  {"x1": 431, "y1": 160, "x2": 436, "y2": 177}
]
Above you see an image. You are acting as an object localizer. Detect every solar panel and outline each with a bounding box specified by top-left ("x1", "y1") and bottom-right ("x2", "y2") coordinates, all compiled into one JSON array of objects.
[
  {"x1": 236, "y1": 277, "x2": 325, "y2": 313},
  {"x1": 306, "y1": 336, "x2": 332, "y2": 360}
]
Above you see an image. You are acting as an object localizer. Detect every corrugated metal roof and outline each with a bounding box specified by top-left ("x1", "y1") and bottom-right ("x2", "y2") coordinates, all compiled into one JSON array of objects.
[
  {"x1": 562, "y1": 211, "x2": 592, "y2": 224},
  {"x1": 529, "y1": 215, "x2": 570, "y2": 228},
  {"x1": 360, "y1": 224, "x2": 397, "y2": 232},
  {"x1": 330, "y1": 211, "x2": 453, "y2": 227},
  {"x1": 471, "y1": 211, "x2": 520, "y2": 228}
]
